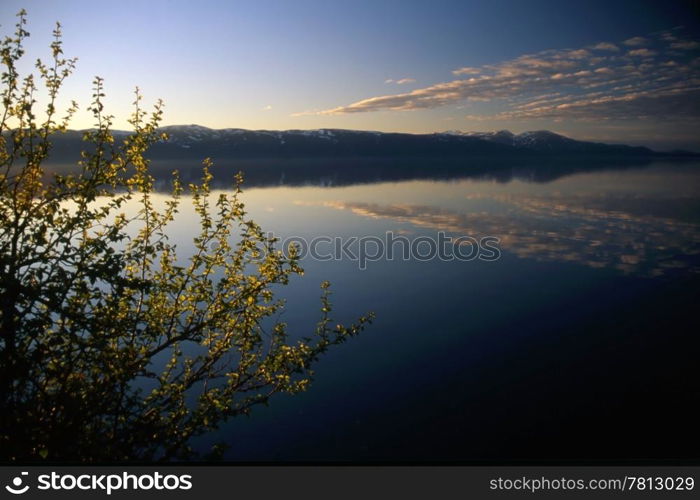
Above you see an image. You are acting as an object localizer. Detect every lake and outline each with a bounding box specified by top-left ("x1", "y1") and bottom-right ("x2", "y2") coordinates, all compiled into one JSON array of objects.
[{"x1": 149, "y1": 160, "x2": 700, "y2": 461}]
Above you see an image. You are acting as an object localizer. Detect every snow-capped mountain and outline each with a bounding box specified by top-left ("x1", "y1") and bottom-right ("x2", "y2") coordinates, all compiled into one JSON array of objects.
[
  {"x1": 155, "y1": 125, "x2": 657, "y2": 157},
  {"x1": 160, "y1": 126, "x2": 378, "y2": 147},
  {"x1": 456, "y1": 130, "x2": 517, "y2": 146},
  {"x1": 446, "y1": 129, "x2": 637, "y2": 152},
  {"x1": 42, "y1": 125, "x2": 679, "y2": 161}
]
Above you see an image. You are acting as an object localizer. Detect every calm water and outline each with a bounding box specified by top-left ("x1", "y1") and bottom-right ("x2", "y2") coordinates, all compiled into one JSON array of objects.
[{"x1": 152, "y1": 161, "x2": 700, "y2": 461}]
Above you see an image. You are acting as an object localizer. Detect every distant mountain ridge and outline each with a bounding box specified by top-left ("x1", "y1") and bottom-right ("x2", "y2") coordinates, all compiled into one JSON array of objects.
[{"x1": 43, "y1": 125, "x2": 697, "y2": 161}]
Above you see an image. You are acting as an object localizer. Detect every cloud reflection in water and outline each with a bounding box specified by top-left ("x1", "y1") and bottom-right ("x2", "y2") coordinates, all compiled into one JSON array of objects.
[{"x1": 298, "y1": 192, "x2": 700, "y2": 277}]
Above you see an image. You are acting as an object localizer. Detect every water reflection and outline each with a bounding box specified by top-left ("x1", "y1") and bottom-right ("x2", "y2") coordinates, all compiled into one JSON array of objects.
[
  {"x1": 297, "y1": 190, "x2": 700, "y2": 277},
  {"x1": 194, "y1": 161, "x2": 700, "y2": 460},
  {"x1": 146, "y1": 156, "x2": 670, "y2": 190}
]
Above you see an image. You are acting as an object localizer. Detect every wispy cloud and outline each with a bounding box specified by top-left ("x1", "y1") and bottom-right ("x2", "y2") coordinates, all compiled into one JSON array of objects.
[
  {"x1": 671, "y1": 40, "x2": 700, "y2": 50},
  {"x1": 300, "y1": 30, "x2": 700, "y2": 125},
  {"x1": 385, "y1": 77, "x2": 416, "y2": 85},
  {"x1": 452, "y1": 67, "x2": 482, "y2": 75},
  {"x1": 590, "y1": 42, "x2": 619, "y2": 52},
  {"x1": 623, "y1": 36, "x2": 649, "y2": 46},
  {"x1": 628, "y1": 48, "x2": 657, "y2": 57}
]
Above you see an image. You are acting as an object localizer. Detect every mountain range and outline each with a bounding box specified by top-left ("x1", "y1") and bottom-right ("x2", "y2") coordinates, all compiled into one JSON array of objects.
[{"x1": 43, "y1": 125, "x2": 697, "y2": 162}]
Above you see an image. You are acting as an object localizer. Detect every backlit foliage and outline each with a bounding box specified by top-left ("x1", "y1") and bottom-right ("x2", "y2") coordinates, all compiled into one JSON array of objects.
[{"x1": 0, "y1": 11, "x2": 372, "y2": 461}]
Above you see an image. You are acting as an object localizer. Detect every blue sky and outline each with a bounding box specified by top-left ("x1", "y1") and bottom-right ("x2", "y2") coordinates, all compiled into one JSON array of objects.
[{"x1": 1, "y1": 0, "x2": 699, "y2": 149}]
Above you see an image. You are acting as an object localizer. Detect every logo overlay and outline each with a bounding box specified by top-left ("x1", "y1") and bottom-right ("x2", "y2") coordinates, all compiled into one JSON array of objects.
[
  {"x1": 5, "y1": 472, "x2": 29, "y2": 495},
  {"x1": 4, "y1": 471, "x2": 192, "y2": 496}
]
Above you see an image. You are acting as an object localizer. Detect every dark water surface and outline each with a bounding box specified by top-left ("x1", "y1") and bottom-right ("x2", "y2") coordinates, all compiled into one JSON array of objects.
[{"x1": 151, "y1": 160, "x2": 700, "y2": 461}]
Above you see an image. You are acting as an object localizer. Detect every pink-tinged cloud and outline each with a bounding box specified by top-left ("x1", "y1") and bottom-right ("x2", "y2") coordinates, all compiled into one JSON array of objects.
[
  {"x1": 623, "y1": 36, "x2": 649, "y2": 46},
  {"x1": 591, "y1": 42, "x2": 620, "y2": 51},
  {"x1": 452, "y1": 67, "x2": 482, "y2": 75},
  {"x1": 299, "y1": 29, "x2": 700, "y2": 125},
  {"x1": 628, "y1": 48, "x2": 657, "y2": 57},
  {"x1": 671, "y1": 40, "x2": 700, "y2": 50},
  {"x1": 385, "y1": 77, "x2": 417, "y2": 85}
]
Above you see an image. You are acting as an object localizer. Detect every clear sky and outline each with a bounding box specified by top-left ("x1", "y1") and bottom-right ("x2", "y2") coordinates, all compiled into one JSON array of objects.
[{"x1": 2, "y1": 0, "x2": 699, "y2": 149}]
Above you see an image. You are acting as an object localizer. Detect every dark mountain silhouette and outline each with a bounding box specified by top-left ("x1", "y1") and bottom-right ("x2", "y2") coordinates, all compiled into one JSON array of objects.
[{"x1": 41, "y1": 125, "x2": 698, "y2": 162}]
